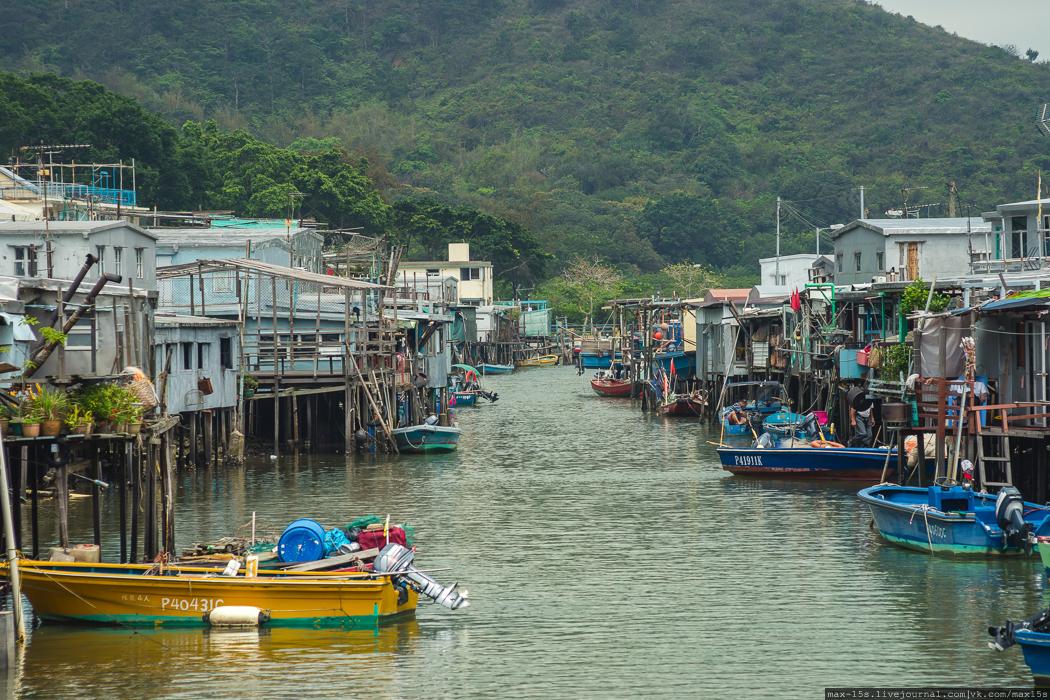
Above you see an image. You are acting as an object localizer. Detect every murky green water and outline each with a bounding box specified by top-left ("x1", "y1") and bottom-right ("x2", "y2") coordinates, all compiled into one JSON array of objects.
[{"x1": 5, "y1": 367, "x2": 1045, "y2": 698}]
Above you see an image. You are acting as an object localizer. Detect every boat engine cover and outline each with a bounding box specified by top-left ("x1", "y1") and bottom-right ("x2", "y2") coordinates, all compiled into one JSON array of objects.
[{"x1": 995, "y1": 486, "x2": 1032, "y2": 548}]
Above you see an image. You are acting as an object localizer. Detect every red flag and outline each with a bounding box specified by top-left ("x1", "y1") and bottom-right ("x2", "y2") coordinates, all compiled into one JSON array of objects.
[
  {"x1": 790, "y1": 288, "x2": 802, "y2": 313},
  {"x1": 670, "y1": 358, "x2": 676, "y2": 375}
]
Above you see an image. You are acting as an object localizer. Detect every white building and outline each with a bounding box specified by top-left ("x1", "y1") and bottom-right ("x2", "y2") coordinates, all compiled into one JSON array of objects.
[
  {"x1": 758, "y1": 253, "x2": 822, "y2": 289},
  {"x1": 397, "y1": 243, "x2": 494, "y2": 306}
]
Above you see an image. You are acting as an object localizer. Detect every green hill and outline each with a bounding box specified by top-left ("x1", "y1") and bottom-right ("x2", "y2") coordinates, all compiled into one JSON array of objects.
[{"x1": 4, "y1": 0, "x2": 1050, "y2": 277}]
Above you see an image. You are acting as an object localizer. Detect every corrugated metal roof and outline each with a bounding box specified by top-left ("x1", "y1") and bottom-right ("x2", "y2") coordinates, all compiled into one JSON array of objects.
[
  {"x1": 155, "y1": 313, "x2": 239, "y2": 327},
  {"x1": 833, "y1": 217, "x2": 990, "y2": 237},
  {"x1": 157, "y1": 258, "x2": 387, "y2": 289},
  {"x1": 0, "y1": 220, "x2": 157, "y2": 239},
  {"x1": 151, "y1": 227, "x2": 317, "y2": 247}
]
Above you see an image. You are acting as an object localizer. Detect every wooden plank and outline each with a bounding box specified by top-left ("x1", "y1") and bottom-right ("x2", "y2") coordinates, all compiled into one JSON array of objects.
[{"x1": 281, "y1": 548, "x2": 380, "y2": 572}]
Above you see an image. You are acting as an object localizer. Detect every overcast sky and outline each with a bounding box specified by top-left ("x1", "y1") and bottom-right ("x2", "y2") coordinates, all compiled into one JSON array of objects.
[{"x1": 873, "y1": 0, "x2": 1050, "y2": 58}]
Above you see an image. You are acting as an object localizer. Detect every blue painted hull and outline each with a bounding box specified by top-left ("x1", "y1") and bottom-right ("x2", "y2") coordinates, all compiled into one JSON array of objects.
[
  {"x1": 392, "y1": 424, "x2": 462, "y2": 453},
  {"x1": 1016, "y1": 630, "x2": 1050, "y2": 686},
  {"x1": 580, "y1": 352, "x2": 621, "y2": 369},
  {"x1": 654, "y1": 351, "x2": 695, "y2": 376},
  {"x1": 451, "y1": 391, "x2": 478, "y2": 406},
  {"x1": 717, "y1": 446, "x2": 892, "y2": 479},
  {"x1": 478, "y1": 364, "x2": 513, "y2": 375},
  {"x1": 858, "y1": 484, "x2": 1050, "y2": 557}
]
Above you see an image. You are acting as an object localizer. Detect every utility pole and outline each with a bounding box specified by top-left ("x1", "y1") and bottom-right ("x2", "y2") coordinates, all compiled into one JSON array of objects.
[
  {"x1": 815, "y1": 226, "x2": 820, "y2": 257},
  {"x1": 858, "y1": 185, "x2": 865, "y2": 219},
  {"x1": 775, "y1": 196, "x2": 781, "y2": 285},
  {"x1": 947, "y1": 180, "x2": 959, "y2": 217}
]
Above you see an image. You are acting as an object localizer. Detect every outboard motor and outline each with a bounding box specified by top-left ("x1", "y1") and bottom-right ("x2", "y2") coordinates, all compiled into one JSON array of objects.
[
  {"x1": 989, "y1": 608, "x2": 1050, "y2": 651},
  {"x1": 799, "y1": 413, "x2": 820, "y2": 439},
  {"x1": 748, "y1": 413, "x2": 764, "y2": 437},
  {"x1": 995, "y1": 486, "x2": 1034, "y2": 552},
  {"x1": 373, "y1": 543, "x2": 469, "y2": 611}
]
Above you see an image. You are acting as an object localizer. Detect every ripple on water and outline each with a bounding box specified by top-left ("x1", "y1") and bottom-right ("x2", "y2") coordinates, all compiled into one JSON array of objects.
[{"x1": 11, "y1": 368, "x2": 1042, "y2": 698}]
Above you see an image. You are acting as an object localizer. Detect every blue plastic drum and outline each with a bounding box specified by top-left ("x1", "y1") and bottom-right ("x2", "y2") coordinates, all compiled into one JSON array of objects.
[{"x1": 277, "y1": 518, "x2": 326, "y2": 563}]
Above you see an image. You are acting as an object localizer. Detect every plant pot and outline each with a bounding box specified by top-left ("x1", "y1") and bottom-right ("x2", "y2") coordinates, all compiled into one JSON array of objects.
[
  {"x1": 41, "y1": 419, "x2": 62, "y2": 437},
  {"x1": 116, "y1": 422, "x2": 129, "y2": 434},
  {"x1": 72, "y1": 422, "x2": 93, "y2": 436},
  {"x1": 0, "y1": 419, "x2": 8, "y2": 438},
  {"x1": 9, "y1": 421, "x2": 23, "y2": 437},
  {"x1": 96, "y1": 421, "x2": 113, "y2": 434},
  {"x1": 127, "y1": 422, "x2": 142, "y2": 435},
  {"x1": 22, "y1": 423, "x2": 41, "y2": 438}
]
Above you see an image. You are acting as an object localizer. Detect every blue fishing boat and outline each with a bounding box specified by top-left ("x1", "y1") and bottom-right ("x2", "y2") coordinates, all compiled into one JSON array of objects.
[
  {"x1": 392, "y1": 424, "x2": 462, "y2": 453},
  {"x1": 451, "y1": 391, "x2": 478, "y2": 407},
  {"x1": 478, "y1": 363, "x2": 514, "y2": 375},
  {"x1": 720, "y1": 381, "x2": 791, "y2": 435},
  {"x1": 990, "y1": 609, "x2": 1050, "y2": 686},
  {"x1": 858, "y1": 484, "x2": 1050, "y2": 556},
  {"x1": 762, "y1": 410, "x2": 809, "y2": 438},
  {"x1": 717, "y1": 444, "x2": 892, "y2": 479},
  {"x1": 579, "y1": 351, "x2": 621, "y2": 369}
]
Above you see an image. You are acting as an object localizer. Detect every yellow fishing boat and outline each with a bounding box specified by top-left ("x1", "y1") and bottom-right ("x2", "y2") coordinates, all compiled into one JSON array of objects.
[
  {"x1": 516, "y1": 354, "x2": 560, "y2": 368},
  {"x1": 4, "y1": 560, "x2": 418, "y2": 628}
]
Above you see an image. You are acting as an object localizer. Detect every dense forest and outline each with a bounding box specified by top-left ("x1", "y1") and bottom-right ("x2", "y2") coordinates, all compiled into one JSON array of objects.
[{"x1": 3, "y1": 0, "x2": 1050, "y2": 287}]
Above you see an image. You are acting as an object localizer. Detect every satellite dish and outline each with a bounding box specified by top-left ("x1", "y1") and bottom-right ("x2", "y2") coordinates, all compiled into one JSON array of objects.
[{"x1": 1039, "y1": 103, "x2": 1050, "y2": 138}]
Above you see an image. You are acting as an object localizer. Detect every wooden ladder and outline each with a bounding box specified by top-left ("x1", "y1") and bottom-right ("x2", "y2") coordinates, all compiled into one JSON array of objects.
[{"x1": 977, "y1": 407, "x2": 1013, "y2": 488}]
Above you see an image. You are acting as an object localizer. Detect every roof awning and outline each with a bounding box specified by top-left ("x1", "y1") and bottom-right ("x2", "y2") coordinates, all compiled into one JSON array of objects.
[
  {"x1": 157, "y1": 258, "x2": 389, "y2": 290},
  {"x1": 981, "y1": 290, "x2": 1050, "y2": 313}
]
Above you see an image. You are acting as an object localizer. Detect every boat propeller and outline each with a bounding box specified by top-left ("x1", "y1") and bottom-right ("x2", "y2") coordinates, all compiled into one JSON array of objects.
[
  {"x1": 989, "y1": 608, "x2": 1050, "y2": 651},
  {"x1": 373, "y1": 543, "x2": 470, "y2": 611}
]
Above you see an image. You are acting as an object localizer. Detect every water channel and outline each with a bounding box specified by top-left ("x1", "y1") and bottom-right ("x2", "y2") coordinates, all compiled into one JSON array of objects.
[{"x1": 7, "y1": 367, "x2": 1045, "y2": 697}]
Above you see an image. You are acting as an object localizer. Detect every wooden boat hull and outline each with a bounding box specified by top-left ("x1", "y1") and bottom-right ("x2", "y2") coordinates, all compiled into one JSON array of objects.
[
  {"x1": 392, "y1": 424, "x2": 462, "y2": 453},
  {"x1": 590, "y1": 378, "x2": 633, "y2": 397},
  {"x1": 658, "y1": 396, "x2": 705, "y2": 417},
  {"x1": 478, "y1": 364, "x2": 513, "y2": 375},
  {"x1": 517, "y1": 354, "x2": 559, "y2": 368},
  {"x1": 717, "y1": 446, "x2": 893, "y2": 479},
  {"x1": 859, "y1": 484, "x2": 1050, "y2": 556},
  {"x1": 6, "y1": 560, "x2": 417, "y2": 628}
]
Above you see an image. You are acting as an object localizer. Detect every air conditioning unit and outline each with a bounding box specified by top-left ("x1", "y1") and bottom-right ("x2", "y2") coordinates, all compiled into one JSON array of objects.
[{"x1": 872, "y1": 275, "x2": 887, "y2": 284}]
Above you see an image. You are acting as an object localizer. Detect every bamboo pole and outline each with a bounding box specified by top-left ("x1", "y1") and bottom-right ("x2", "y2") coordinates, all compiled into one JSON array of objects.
[{"x1": 0, "y1": 439, "x2": 26, "y2": 642}]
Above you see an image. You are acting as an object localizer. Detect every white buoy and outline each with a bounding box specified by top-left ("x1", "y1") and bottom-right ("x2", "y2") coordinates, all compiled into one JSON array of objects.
[{"x1": 203, "y1": 606, "x2": 270, "y2": 627}]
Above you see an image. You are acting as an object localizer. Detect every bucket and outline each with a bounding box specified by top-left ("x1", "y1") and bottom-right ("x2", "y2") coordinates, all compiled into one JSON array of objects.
[
  {"x1": 277, "y1": 518, "x2": 326, "y2": 563},
  {"x1": 881, "y1": 402, "x2": 909, "y2": 426},
  {"x1": 811, "y1": 410, "x2": 829, "y2": 426},
  {"x1": 845, "y1": 386, "x2": 872, "y2": 412}
]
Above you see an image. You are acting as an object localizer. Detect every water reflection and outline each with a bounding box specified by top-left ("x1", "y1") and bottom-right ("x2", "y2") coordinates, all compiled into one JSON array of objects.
[{"x1": 9, "y1": 368, "x2": 1044, "y2": 696}]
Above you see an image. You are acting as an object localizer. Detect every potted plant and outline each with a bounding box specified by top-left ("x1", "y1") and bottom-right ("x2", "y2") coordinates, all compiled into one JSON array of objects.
[
  {"x1": 65, "y1": 404, "x2": 94, "y2": 436},
  {"x1": 0, "y1": 404, "x2": 11, "y2": 438},
  {"x1": 21, "y1": 407, "x2": 41, "y2": 438},
  {"x1": 30, "y1": 386, "x2": 70, "y2": 437}
]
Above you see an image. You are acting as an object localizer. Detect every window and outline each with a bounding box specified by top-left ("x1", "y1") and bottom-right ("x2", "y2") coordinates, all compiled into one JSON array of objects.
[
  {"x1": 219, "y1": 337, "x2": 233, "y2": 369},
  {"x1": 12, "y1": 246, "x2": 38, "y2": 277},
  {"x1": 113, "y1": 247, "x2": 123, "y2": 276},
  {"x1": 876, "y1": 252, "x2": 884, "y2": 270},
  {"x1": 776, "y1": 274, "x2": 786, "y2": 286},
  {"x1": 854, "y1": 251, "x2": 862, "y2": 272},
  {"x1": 836, "y1": 253, "x2": 843, "y2": 272},
  {"x1": 65, "y1": 319, "x2": 94, "y2": 350},
  {"x1": 181, "y1": 342, "x2": 193, "y2": 370},
  {"x1": 425, "y1": 268, "x2": 440, "y2": 277},
  {"x1": 96, "y1": 246, "x2": 106, "y2": 275},
  {"x1": 197, "y1": 342, "x2": 209, "y2": 369},
  {"x1": 135, "y1": 248, "x2": 144, "y2": 278},
  {"x1": 460, "y1": 267, "x2": 481, "y2": 281}
]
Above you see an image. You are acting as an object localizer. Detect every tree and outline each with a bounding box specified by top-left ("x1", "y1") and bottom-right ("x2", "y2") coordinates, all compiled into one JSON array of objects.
[
  {"x1": 555, "y1": 258, "x2": 623, "y2": 331},
  {"x1": 660, "y1": 263, "x2": 723, "y2": 299}
]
